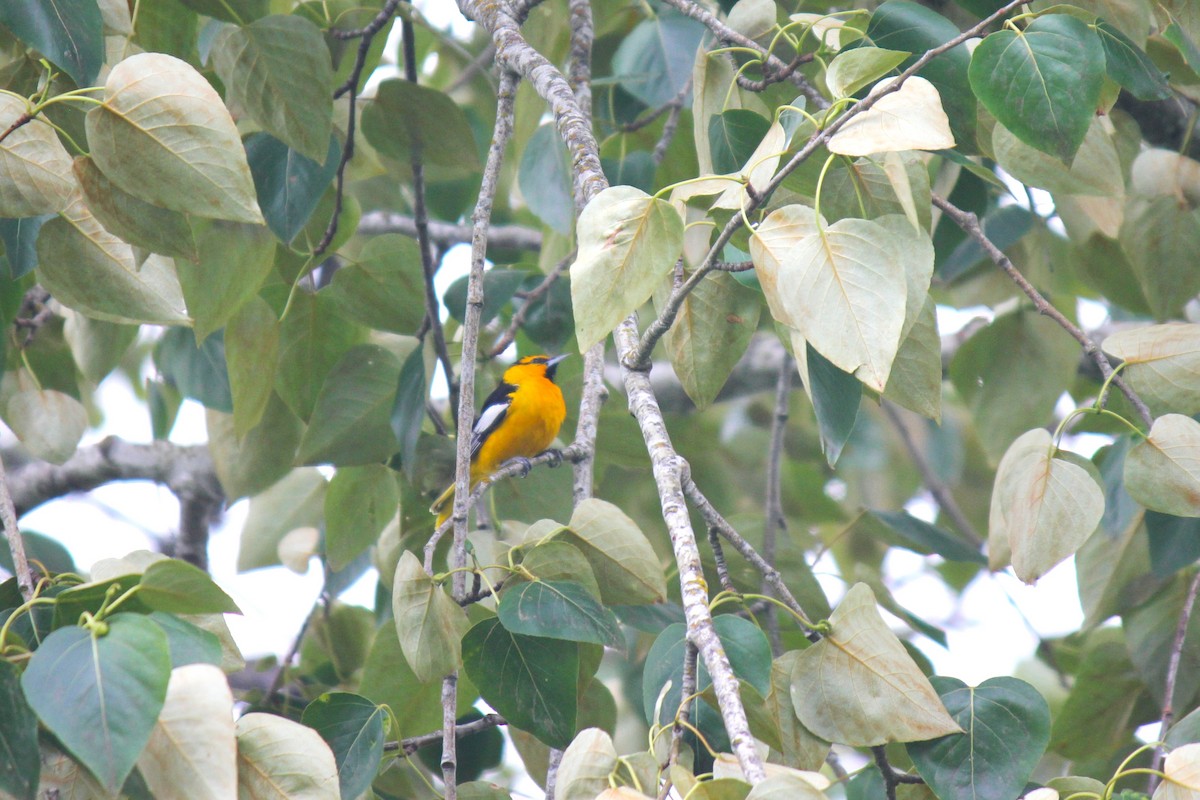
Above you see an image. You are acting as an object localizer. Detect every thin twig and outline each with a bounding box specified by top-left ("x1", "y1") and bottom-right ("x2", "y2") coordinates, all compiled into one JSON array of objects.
[
  {"x1": 314, "y1": 0, "x2": 401, "y2": 256},
  {"x1": 621, "y1": 79, "x2": 692, "y2": 133},
  {"x1": 1150, "y1": 570, "x2": 1200, "y2": 791},
  {"x1": 385, "y1": 713, "x2": 507, "y2": 754},
  {"x1": 736, "y1": 52, "x2": 814, "y2": 92},
  {"x1": 0, "y1": 452, "x2": 32, "y2": 601},
  {"x1": 0, "y1": 112, "x2": 32, "y2": 147},
  {"x1": 658, "y1": 640, "x2": 699, "y2": 800},
  {"x1": 658, "y1": 0, "x2": 826, "y2": 106},
  {"x1": 872, "y1": 746, "x2": 925, "y2": 800},
  {"x1": 265, "y1": 601, "x2": 320, "y2": 704},
  {"x1": 881, "y1": 401, "x2": 984, "y2": 547},
  {"x1": 487, "y1": 250, "x2": 574, "y2": 358},
  {"x1": 449, "y1": 71, "x2": 519, "y2": 596},
  {"x1": 401, "y1": 17, "x2": 458, "y2": 418},
  {"x1": 762, "y1": 355, "x2": 792, "y2": 654},
  {"x1": 652, "y1": 101, "x2": 685, "y2": 166},
  {"x1": 682, "y1": 472, "x2": 821, "y2": 642},
  {"x1": 707, "y1": 525, "x2": 736, "y2": 593},
  {"x1": 931, "y1": 195, "x2": 1154, "y2": 429},
  {"x1": 447, "y1": 43, "x2": 498, "y2": 92}
]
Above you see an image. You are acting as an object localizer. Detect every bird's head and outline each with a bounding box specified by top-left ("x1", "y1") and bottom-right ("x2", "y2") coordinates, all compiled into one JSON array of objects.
[{"x1": 505, "y1": 354, "x2": 569, "y2": 383}]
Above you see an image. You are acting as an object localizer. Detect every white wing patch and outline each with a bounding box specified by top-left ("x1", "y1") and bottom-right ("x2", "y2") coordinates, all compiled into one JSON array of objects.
[{"x1": 473, "y1": 401, "x2": 508, "y2": 437}]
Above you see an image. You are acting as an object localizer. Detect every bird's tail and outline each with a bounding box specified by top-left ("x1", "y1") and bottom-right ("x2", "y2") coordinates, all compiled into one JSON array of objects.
[{"x1": 430, "y1": 483, "x2": 455, "y2": 528}]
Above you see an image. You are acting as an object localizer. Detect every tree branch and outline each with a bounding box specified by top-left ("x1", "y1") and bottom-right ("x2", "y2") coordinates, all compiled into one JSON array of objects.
[
  {"x1": 881, "y1": 401, "x2": 983, "y2": 548},
  {"x1": 356, "y1": 212, "x2": 543, "y2": 252},
  {"x1": 1150, "y1": 569, "x2": 1200, "y2": 792},
  {"x1": 384, "y1": 713, "x2": 507, "y2": 755},
  {"x1": 9, "y1": 437, "x2": 218, "y2": 518},
  {"x1": 487, "y1": 249, "x2": 574, "y2": 358},
  {"x1": 0, "y1": 452, "x2": 33, "y2": 601},
  {"x1": 872, "y1": 745, "x2": 925, "y2": 800},
  {"x1": 931, "y1": 195, "x2": 1154, "y2": 429},
  {"x1": 658, "y1": 640, "x2": 699, "y2": 800},
  {"x1": 761, "y1": 354, "x2": 792, "y2": 653}
]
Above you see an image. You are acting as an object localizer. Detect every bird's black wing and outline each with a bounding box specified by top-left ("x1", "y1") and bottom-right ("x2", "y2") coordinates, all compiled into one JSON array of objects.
[{"x1": 469, "y1": 380, "x2": 516, "y2": 459}]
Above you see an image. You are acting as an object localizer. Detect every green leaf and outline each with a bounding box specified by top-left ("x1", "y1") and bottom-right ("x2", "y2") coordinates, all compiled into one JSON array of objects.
[
  {"x1": 301, "y1": 692, "x2": 386, "y2": 800},
  {"x1": 1165, "y1": 20, "x2": 1200, "y2": 74},
  {"x1": 225, "y1": 295, "x2": 279, "y2": 438},
  {"x1": 297, "y1": 344, "x2": 402, "y2": 466},
  {"x1": 392, "y1": 550, "x2": 470, "y2": 682},
  {"x1": 155, "y1": 327, "x2": 232, "y2": 412},
  {"x1": 938, "y1": 205, "x2": 1036, "y2": 282},
  {"x1": 207, "y1": 392, "x2": 303, "y2": 501},
  {"x1": 865, "y1": 1, "x2": 977, "y2": 151},
  {"x1": 4, "y1": 388, "x2": 86, "y2": 464},
  {"x1": 86, "y1": 53, "x2": 263, "y2": 224},
  {"x1": 750, "y1": 205, "x2": 817, "y2": 328},
  {"x1": 0, "y1": 95, "x2": 75, "y2": 217},
  {"x1": 0, "y1": 214, "x2": 53, "y2": 279},
  {"x1": 360, "y1": 79, "x2": 480, "y2": 174},
  {"x1": 21, "y1": 614, "x2": 171, "y2": 794},
  {"x1": 210, "y1": 15, "x2": 333, "y2": 162},
  {"x1": 517, "y1": 123, "x2": 574, "y2": 235},
  {"x1": 146, "y1": 612, "x2": 223, "y2": 669},
  {"x1": 73, "y1": 155, "x2": 197, "y2": 261},
  {"x1": 1048, "y1": 634, "x2": 1144, "y2": 760},
  {"x1": 708, "y1": 110, "x2": 772, "y2": 175},
  {"x1": 1124, "y1": 576, "x2": 1200, "y2": 710},
  {"x1": 179, "y1": 0, "x2": 267, "y2": 23},
  {"x1": 825, "y1": 47, "x2": 910, "y2": 98},
  {"x1": 1119, "y1": 196, "x2": 1200, "y2": 321},
  {"x1": 643, "y1": 617, "x2": 773, "y2": 732},
  {"x1": 235, "y1": 713, "x2": 339, "y2": 799},
  {"x1": 968, "y1": 14, "x2": 1105, "y2": 162},
  {"x1": 237, "y1": 468, "x2": 326, "y2": 571},
  {"x1": 827, "y1": 77, "x2": 955, "y2": 156},
  {"x1": 790, "y1": 583, "x2": 961, "y2": 746},
  {"x1": 949, "y1": 308, "x2": 1080, "y2": 464},
  {"x1": 325, "y1": 465, "x2": 397, "y2": 571},
  {"x1": 767, "y1": 652, "x2": 829, "y2": 771},
  {"x1": 561, "y1": 498, "x2": 667, "y2": 605},
  {"x1": 517, "y1": 540, "x2": 601, "y2": 601},
  {"x1": 907, "y1": 676, "x2": 1050, "y2": 800},
  {"x1": 462, "y1": 618, "x2": 579, "y2": 749},
  {"x1": 1104, "y1": 324, "x2": 1200, "y2": 417},
  {"x1": 359, "y1": 624, "x2": 457, "y2": 738},
  {"x1": 391, "y1": 345, "x2": 426, "y2": 480},
  {"x1": 1097, "y1": 20, "x2": 1171, "y2": 100},
  {"x1": 882, "y1": 297, "x2": 942, "y2": 422},
  {"x1": 0, "y1": 0, "x2": 102, "y2": 86},
  {"x1": 0, "y1": 531, "x2": 74, "y2": 576},
  {"x1": 137, "y1": 663, "x2": 237, "y2": 800},
  {"x1": 36, "y1": 198, "x2": 189, "y2": 325},
  {"x1": 989, "y1": 429, "x2": 1105, "y2": 582},
  {"x1": 444, "y1": 268, "x2": 529, "y2": 326},
  {"x1": 498, "y1": 580, "x2": 624, "y2": 650},
  {"x1": 656, "y1": 270, "x2": 761, "y2": 410},
  {"x1": 275, "y1": 290, "x2": 362, "y2": 421},
  {"x1": 796, "y1": 337, "x2": 860, "y2": 467},
  {"x1": 1126, "y1": 414, "x2": 1200, "y2": 517},
  {"x1": 991, "y1": 117, "x2": 1124, "y2": 197},
  {"x1": 863, "y1": 510, "x2": 986, "y2": 564},
  {"x1": 245, "y1": 132, "x2": 338, "y2": 244},
  {"x1": 138, "y1": 559, "x2": 240, "y2": 615},
  {"x1": 0, "y1": 660, "x2": 38, "y2": 800},
  {"x1": 1147, "y1": 511, "x2": 1200, "y2": 579},
  {"x1": 323, "y1": 234, "x2": 427, "y2": 333},
  {"x1": 612, "y1": 12, "x2": 706, "y2": 107},
  {"x1": 175, "y1": 219, "x2": 275, "y2": 341}
]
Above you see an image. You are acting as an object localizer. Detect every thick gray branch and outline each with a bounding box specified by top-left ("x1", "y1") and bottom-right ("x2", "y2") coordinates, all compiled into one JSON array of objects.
[{"x1": 356, "y1": 211, "x2": 542, "y2": 252}]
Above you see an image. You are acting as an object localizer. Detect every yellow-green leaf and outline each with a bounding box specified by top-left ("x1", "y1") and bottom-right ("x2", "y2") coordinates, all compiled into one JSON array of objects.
[
  {"x1": 827, "y1": 77, "x2": 954, "y2": 157},
  {"x1": 790, "y1": 583, "x2": 961, "y2": 745},
  {"x1": 235, "y1": 713, "x2": 339, "y2": 799},
  {"x1": 1126, "y1": 414, "x2": 1200, "y2": 517},
  {"x1": 1104, "y1": 324, "x2": 1200, "y2": 417},
  {"x1": 570, "y1": 186, "x2": 684, "y2": 351},
  {"x1": 86, "y1": 53, "x2": 263, "y2": 224},
  {"x1": 0, "y1": 94, "x2": 75, "y2": 216}
]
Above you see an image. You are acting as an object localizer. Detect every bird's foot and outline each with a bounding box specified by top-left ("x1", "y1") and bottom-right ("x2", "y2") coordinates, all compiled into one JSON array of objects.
[
  {"x1": 544, "y1": 448, "x2": 564, "y2": 468},
  {"x1": 512, "y1": 456, "x2": 533, "y2": 477}
]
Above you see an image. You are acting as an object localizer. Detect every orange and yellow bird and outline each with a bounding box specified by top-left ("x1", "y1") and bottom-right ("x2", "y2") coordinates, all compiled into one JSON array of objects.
[{"x1": 431, "y1": 354, "x2": 568, "y2": 527}]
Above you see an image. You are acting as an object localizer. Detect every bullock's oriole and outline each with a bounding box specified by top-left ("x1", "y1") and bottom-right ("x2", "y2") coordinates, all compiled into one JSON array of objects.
[{"x1": 431, "y1": 354, "x2": 568, "y2": 527}]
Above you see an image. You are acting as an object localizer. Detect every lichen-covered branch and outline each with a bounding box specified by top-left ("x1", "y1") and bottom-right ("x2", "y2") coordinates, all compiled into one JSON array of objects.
[
  {"x1": 617, "y1": 321, "x2": 766, "y2": 783},
  {"x1": 0, "y1": 453, "x2": 32, "y2": 600}
]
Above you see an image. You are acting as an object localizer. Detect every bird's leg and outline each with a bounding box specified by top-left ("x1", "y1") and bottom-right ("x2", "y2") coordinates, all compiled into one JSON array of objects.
[
  {"x1": 510, "y1": 456, "x2": 533, "y2": 477},
  {"x1": 543, "y1": 448, "x2": 564, "y2": 468}
]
